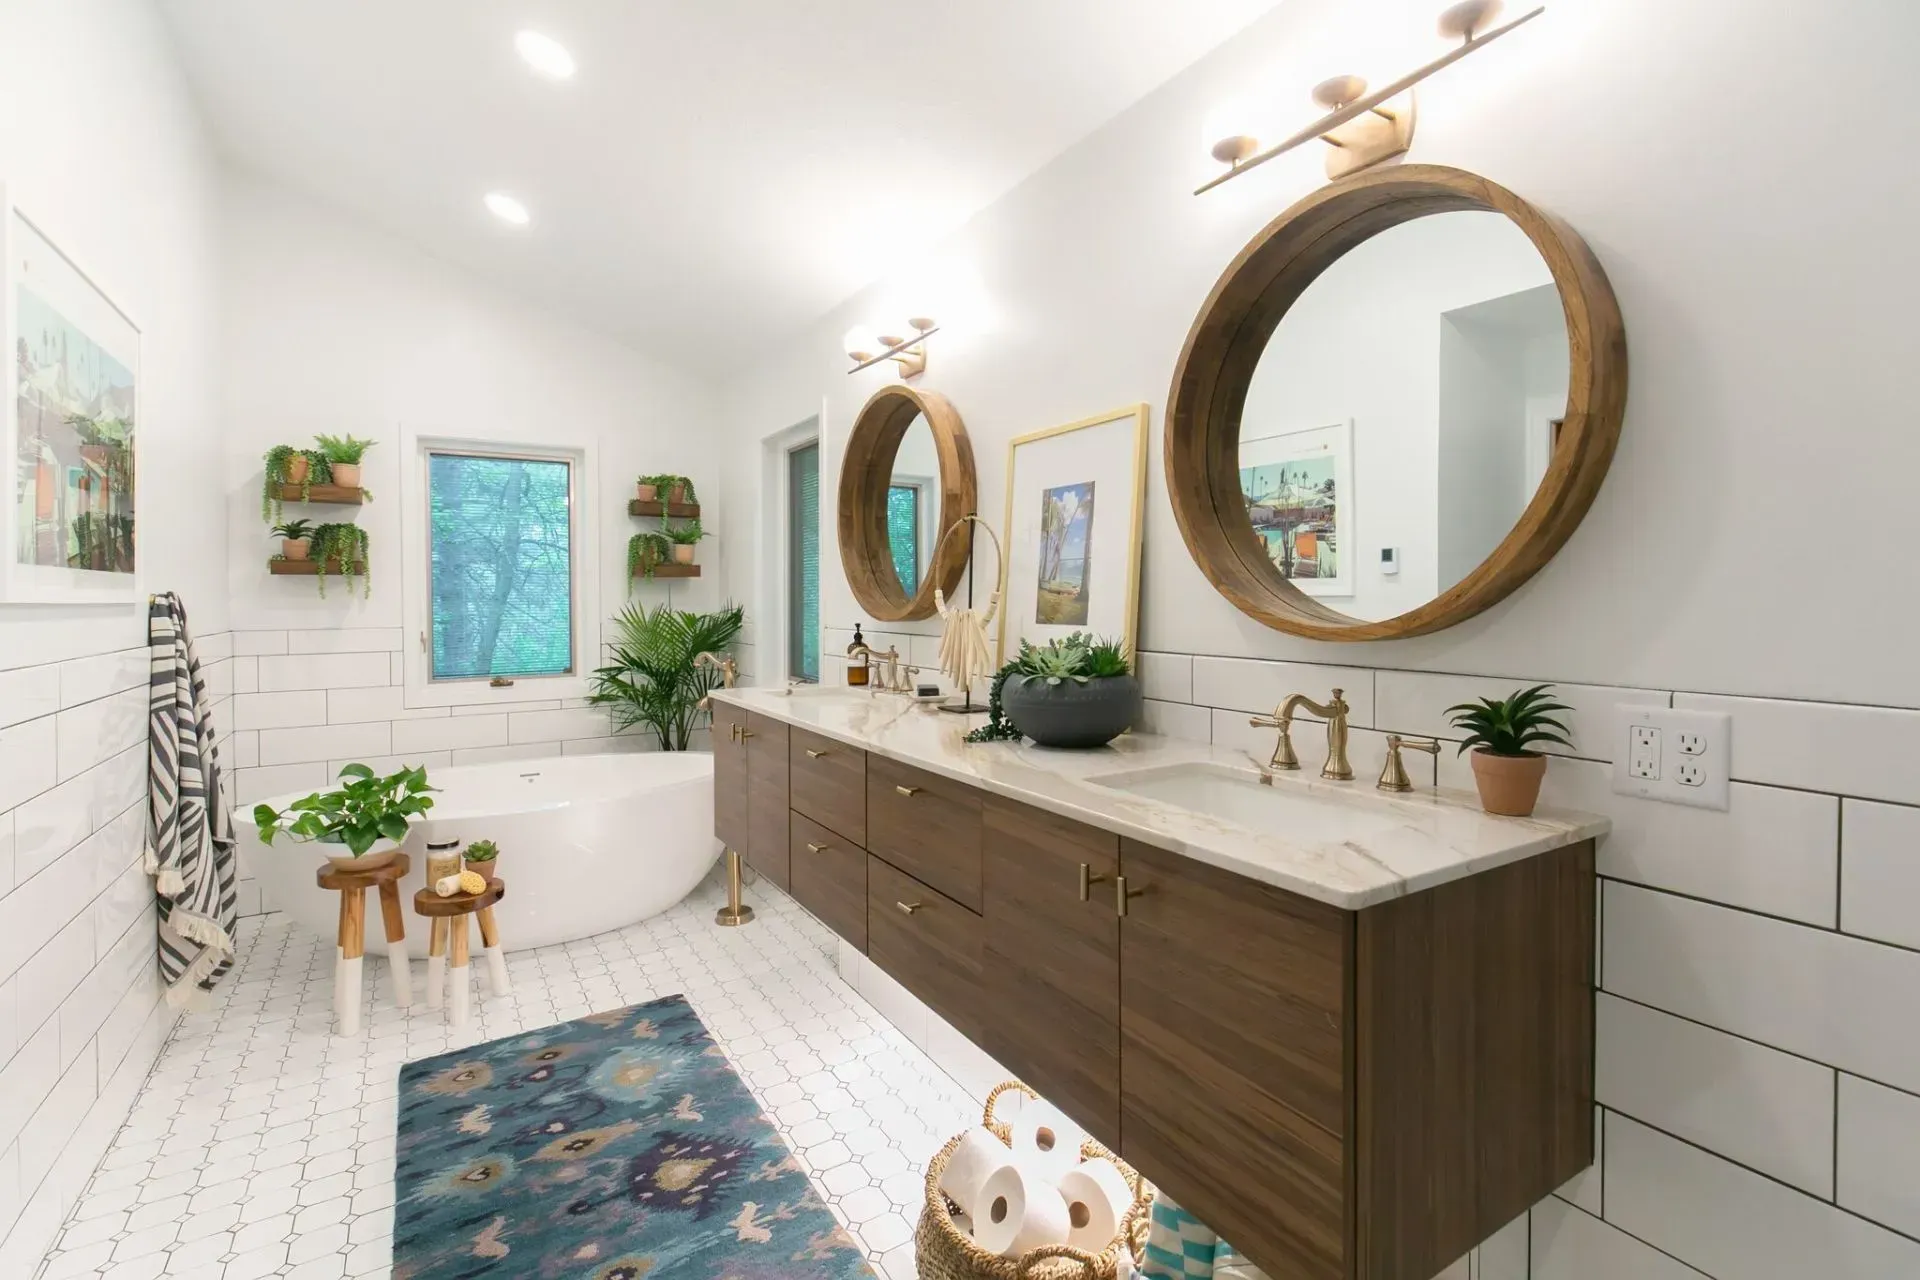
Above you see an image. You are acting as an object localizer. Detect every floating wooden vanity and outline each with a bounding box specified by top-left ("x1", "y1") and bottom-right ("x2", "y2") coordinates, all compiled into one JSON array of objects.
[{"x1": 710, "y1": 689, "x2": 1604, "y2": 1280}]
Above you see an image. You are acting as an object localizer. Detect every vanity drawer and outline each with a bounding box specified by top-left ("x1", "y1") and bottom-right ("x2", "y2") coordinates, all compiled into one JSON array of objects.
[
  {"x1": 790, "y1": 728, "x2": 866, "y2": 845},
  {"x1": 789, "y1": 812, "x2": 867, "y2": 952},
  {"x1": 867, "y1": 754, "x2": 982, "y2": 912},
  {"x1": 867, "y1": 855, "x2": 983, "y2": 1039}
]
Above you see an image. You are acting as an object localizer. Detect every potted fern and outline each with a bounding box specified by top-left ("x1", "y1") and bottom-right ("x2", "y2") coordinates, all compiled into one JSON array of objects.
[
  {"x1": 273, "y1": 518, "x2": 314, "y2": 561},
  {"x1": 982, "y1": 633, "x2": 1138, "y2": 748},
  {"x1": 1446, "y1": 683, "x2": 1572, "y2": 816},
  {"x1": 315, "y1": 433, "x2": 375, "y2": 490},
  {"x1": 664, "y1": 518, "x2": 706, "y2": 565},
  {"x1": 253, "y1": 762, "x2": 436, "y2": 870},
  {"x1": 587, "y1": 601, "x2": 744, "y2": 749}
]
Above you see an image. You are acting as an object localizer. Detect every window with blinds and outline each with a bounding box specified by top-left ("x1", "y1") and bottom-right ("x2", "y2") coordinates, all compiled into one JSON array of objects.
[
  {"x1": 428, "y1": 450, "x2": 575, "y2": 680},
  {"x1": 887, "y1": 483, "x2": 920, "y2": 595},
  {"x1": 789, "y1": 442, "x2": 821, "y2": 682}
]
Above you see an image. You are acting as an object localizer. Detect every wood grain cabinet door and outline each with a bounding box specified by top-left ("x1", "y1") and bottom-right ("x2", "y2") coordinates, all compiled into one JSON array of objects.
[
  {"x1": 744, "y1": 714, "x2": 790, "y2": 890},
  {"x1": 790, "y1": 811, "x2": 867, "y2": 951},
  {"x1": 868, "y1": 755, "x2": 983, "y2": 911},
  {"x1": 867, "y1": 855, "x2": 983, "y2": 1039},
  {"x1": 1117, "y1": 839, "x2": 1352, "y2": 1280},
  {"x1": 790, "y1": 728, "x2": 866, "y2": 845},
  {"x1": 710, "y1": 703, "x2": 748, "y2": 854},
  {"x1": 980, "y1": 798, "x2": 1121, "y2": 1147}
]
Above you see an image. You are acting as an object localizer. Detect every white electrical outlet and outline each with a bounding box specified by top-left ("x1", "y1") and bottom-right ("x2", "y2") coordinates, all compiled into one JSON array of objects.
[{"x1": 1613, "y1": 705, "x2": 1731, "y2": 810}]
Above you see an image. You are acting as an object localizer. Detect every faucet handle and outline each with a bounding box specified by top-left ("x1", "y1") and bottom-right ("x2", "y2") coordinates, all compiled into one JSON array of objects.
[{"x1": 1378, "y1": 734, "x2": 1442, "y2": 792}]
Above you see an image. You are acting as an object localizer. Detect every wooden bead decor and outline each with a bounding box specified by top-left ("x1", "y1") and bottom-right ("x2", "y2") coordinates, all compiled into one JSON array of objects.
[
  {"x1": 1164, "y1": 164, "x2": 1628, "y2": 641},
  {"x1": 837, "y1": 385, "x2": 977, "y2": 622}
]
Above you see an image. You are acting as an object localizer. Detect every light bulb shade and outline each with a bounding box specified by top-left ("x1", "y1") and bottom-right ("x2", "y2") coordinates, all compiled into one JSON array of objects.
[
  {"x1": 1437, "y1": 0, "x2": 1505, "y2": 40},
  {"x1": 484, "y1": 192, "x2": 531, "y2": 226},
  {"x1": 843, "y1": 326, "x2": 879, "y2": 361},
  {"x1": 514, "y1": 30, "x2": 577, "y2": 79},
  {"x1": 1202, "y1": 103, "x2": 1259, "y2": 166}
]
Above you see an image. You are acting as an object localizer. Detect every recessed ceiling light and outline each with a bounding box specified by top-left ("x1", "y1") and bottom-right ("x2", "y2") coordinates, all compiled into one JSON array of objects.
[
  {"x1": 514, "y1": 30, "x2": 575, "y2": 80},
  {"x1": 484, "y1": 192, "x2": 531, "y2": 226}
]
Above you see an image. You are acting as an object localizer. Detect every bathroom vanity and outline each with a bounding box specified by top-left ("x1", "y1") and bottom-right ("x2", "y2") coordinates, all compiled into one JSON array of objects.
[{"x1": 709, "y1": 687, "x2": 1606, "y2": 1280}]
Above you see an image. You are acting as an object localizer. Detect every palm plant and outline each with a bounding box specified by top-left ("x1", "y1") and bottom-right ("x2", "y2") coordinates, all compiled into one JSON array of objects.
[
  {"x1": 1445, "y1": 684, "x2": 1572, "y2": 757},
  {"x1": 588, "y1": 602, "x2": 745, "y2": 750}
]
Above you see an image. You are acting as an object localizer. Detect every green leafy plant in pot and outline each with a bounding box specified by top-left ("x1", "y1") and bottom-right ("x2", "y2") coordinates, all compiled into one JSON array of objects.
[
  {"x1": 253, "y1": 763, "x2": 436, "y2": 870},
  {"x1": 272, "y1": 519, "x2": 315, "y2": 561},
  {"x1": 262, "y1": 444, "x2": 331, "y2": 522},
  {"x1": 637, "y1": 473, "x2": 696, "y2": 505},
  {"x1": 664, "y1": 518, "x2": 706, "y2": 564},
  {"x1": 968, "y1": 633, "x2": 1138, "y2": 748},
  {"x1": 588, "y1": 601, "x2": 744, "y2": 750},
  {"x1": 314, "y1": 433, "x2": 375, "y2": 492},
  {"x1": 462, "y1": 839, "x2": 499, "y2": 873},
  {"x1": 309, "y1": 523, "x2": 371, "y2": 599},
  {"x1": 1446, "y1": 684, "x2": 1572, "y2": 817},
  {"x1": 627, "y1": 531, "x2": 673, "y2": 579}
]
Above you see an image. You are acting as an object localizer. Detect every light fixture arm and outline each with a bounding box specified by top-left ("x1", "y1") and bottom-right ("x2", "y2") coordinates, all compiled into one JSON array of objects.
[
  {"x1": 1195, "y1": 5, "x2": 1544, "y2": 195},
  {"x1": 846, "y1": 322, "x2": 940, "y2": 378}
]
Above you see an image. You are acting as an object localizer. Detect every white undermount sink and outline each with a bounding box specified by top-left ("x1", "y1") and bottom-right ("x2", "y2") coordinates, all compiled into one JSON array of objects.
[{"x1": 1087, "y1": 762, "x2": 1408, "y2": 845}]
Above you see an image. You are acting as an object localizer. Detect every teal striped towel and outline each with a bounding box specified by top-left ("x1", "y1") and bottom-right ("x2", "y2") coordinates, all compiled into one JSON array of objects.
[{"x1": 1142, "y1": 1194, "x2": 1217, "y2": 1278}]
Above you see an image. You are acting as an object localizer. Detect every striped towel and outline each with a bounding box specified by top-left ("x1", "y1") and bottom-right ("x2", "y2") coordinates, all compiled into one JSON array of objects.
[
  {"x1": 1142, "y1": 1193, "x2": 1217, "y2": 1278},
  {"x1": 145, "y1": 593, "x2": 238, "y2": 1007}
]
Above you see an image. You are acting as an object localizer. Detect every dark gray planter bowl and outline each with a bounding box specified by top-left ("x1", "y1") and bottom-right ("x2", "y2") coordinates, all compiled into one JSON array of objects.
[{"x1": 1001, "y1": 675, "x2": 1141, "y2": 748}]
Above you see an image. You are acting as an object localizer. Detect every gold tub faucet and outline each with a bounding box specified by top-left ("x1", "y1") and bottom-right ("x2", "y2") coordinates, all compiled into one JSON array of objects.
[{"x1": 1250, "y1": 688, "x2": 1354, "y2": 780}]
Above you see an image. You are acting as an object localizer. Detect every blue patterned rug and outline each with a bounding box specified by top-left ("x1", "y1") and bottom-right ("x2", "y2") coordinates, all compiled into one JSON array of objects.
[{"x1": 393, "y1": 995, "x2": 878, "y2": 1279}]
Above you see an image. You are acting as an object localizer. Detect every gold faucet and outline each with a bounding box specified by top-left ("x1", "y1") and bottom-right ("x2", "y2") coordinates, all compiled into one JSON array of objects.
[
  {"x1": 694, "y1": 651, "x2": 737, "y2": 710},
  {"x1": 1249, "y1": 688, "x2": 1354, "y2": 780},
  {"x1": 1377, "y1": 734, "x2": 1441, "y2": 792}
]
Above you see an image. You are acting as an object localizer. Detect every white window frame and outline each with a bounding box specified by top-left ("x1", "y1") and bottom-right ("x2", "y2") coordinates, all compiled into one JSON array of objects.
[
  {"x1": 399, "y1": 424, "x2": 599, "y2": 708},
  {"x1": 756, "y1": 409, "x2": 823, "y2": 686}
]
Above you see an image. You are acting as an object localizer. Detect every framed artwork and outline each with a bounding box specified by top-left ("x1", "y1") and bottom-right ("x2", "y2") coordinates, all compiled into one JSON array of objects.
[
  {"x1": 1238, "y1": 419, "x2": 1352, "y2": 598},
  {"x1": 2, "y1": 187, "x2": 141, "y2": 604},
  {"x1": 998, "y1": 404, "x2": 1147, "y2": 661}
]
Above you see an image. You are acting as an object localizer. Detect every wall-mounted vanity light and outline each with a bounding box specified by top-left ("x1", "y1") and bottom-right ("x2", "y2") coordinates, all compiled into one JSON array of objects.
[
  {"x1": 1197, "y1": 0, "x2": 1543, "y2": 195},
  {"x1": 844, "y1": 318, "x2": 939, "y2": 378}
]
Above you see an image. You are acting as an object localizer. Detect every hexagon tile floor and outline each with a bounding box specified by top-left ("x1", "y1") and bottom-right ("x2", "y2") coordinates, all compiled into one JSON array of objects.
[{"x1": 34, "y1": 870, "x2": 982, "y2": 1280}]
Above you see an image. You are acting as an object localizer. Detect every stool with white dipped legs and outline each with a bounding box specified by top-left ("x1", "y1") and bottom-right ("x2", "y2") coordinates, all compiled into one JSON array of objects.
[
  {"x1": 414, "y1": 877, "x2": 509, "y2": 1027},
  {"x1": 315, "y1": 854, "x2": 413, "y2": 1037}
]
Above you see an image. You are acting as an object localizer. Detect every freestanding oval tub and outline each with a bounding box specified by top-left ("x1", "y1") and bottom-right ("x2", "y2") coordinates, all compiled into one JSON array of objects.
[{"x1": 241, "y1": 751, "x2": 719, "y2": 951}]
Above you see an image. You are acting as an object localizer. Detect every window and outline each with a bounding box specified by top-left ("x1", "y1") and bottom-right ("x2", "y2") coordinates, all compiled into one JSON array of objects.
[
  {"x1": 789, "y1": 442, "x2": 820, "y2": 681},
  {"x1": 428, "y1": 450, "x2": 575, "y2": 681},
  {"x1": 887, "y1": 483, "x2": 920, "y2": 595}
]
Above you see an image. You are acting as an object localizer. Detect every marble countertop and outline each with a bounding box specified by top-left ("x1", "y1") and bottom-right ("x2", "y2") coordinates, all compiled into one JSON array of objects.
[{"x1": 711, "y1": 686, "x2": 1608, "y2": 910}]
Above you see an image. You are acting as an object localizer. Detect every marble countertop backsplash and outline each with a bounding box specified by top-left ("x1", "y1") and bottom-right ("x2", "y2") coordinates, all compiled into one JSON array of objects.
[{"x1": 711, "y1": 686, "x2": 1609, "y2": 910}]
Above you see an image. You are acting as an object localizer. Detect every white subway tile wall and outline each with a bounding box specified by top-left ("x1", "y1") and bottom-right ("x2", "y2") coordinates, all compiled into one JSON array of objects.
[{"x1": 1114, "y1": 649, "x2": 1920, "y2": 1278}]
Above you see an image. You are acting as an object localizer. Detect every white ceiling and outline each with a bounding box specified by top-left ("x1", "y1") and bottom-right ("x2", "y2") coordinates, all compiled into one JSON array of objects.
[{"x1": 158, "y1": 0, "x2": 1281, "y2": 372}]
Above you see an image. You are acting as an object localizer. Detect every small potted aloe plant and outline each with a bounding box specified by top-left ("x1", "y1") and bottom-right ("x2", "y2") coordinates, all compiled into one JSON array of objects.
[
  {"x1": 976, "y1": 633, "x2": 1139, "y2": 749},
  {"x1": 253, "y1": 763, "x2": 436, "y2": 870},
  {"x1": 664, "y1": 518, "x2": 706, "y2": 565},
  {"x1": 273, "y1": 518, "x2": 314, "y2": 561},
  {"x1": 315, "y1": 434, "x2": 375, "y2": 490},
  {"x1": 1446, "y1": 683, "x2": 1572, "y2": 817}
]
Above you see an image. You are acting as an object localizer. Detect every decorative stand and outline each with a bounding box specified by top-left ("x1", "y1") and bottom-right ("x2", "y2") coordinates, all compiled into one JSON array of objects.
[
  {"x1": 315, "y1": 854, "x2": 413, "y2": 1037},
  {"x1": 715, "y1": 848, "x2": 755, "y2": 927},
  {"x1": 932, "y1": 514, "x2": 1005, "y2": 714},
  {"x1": 414, "y1": 877, "x2": 510, "y2": 1027}
]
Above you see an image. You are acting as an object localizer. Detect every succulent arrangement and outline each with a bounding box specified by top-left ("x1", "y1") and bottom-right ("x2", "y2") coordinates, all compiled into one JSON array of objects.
[
  {"x1": 966, "y1": 634, "x2": 1133, "y2": 744},
  {"x1": 252, "y1": 763, "x2": 436, "y2": 858},
  {"x1": 462, "y1": 839, "x2": 499, "y2": 865}
]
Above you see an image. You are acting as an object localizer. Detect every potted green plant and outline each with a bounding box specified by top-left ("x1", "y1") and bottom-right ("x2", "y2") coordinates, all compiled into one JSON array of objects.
[
  {"x1": 638, "y1": 473, "x2": 696, "y2": 506},
  {"x1": 970, "y1": 633, "x2": 1138, "y2": 749},
  {"x1": 1445, "y1": 683, "x2": 1573, "y2": 817},
  {"x1": 664, "y1": 518, "x2": 706, "y2": 564},
  {"x1": 627, "y1": 530, "x2": 673, "y2": 580},
  {"x1": 310, "y1": 523, "x2": 371, "y2": 599},
  {"x1": 462, "y1": 838, "x2": 499, "y2": 873},
  {"x1": 315, "y1": 434, "x2": 375, "y2": 490},
  {"x1": 253, "y1": 762, "x2": 436, "y2": 870},
  {"x1": 262, "y1": 444, "x2": 322, "y2": 522},
  {"x1": 588, "y1": 601, "x2": 745, "y2": 749},
  {"x1": 272, "y1": 518, "x2": 315, "y2": 561}
]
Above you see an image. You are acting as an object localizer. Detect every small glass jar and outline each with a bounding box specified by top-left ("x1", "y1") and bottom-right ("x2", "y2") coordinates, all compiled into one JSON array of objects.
[{"x1": 425, "y1": 838, "x2": 463, "y2": 885}]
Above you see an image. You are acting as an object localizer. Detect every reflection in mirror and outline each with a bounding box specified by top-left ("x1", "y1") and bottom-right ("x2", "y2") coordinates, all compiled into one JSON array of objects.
[
  {"x1": 1239, "y1": 211, "x2": 1568, "y2": 622},
  {"x1": 885, "y1": 413, "x2": 938, "y2": 596}
]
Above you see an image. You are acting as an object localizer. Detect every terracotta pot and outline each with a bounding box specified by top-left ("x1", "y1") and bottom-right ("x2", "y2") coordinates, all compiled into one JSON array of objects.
[
  {"x1": 464, "y1": 856, "x2": 498, "y2": 876},
  {"x1": 672, "y1": 543, "x2": 696, "y2": 564},
  {"x1": 330, "y1": 462, "x2": 361, "y2": 489},
  {"x1": 281, "y1": 537, "x2": 311, "y2": 561},
  {"x1": 669, "y1": 482, "x2": 689, "y2": 505},
  {"x1": 285, "y1": 454, "x2": 311, "y2": 485},
  {"x1": 1469, "y1": 749, "x2": 1548, "y2": 817},
  {"x1": 321, "y1": 837, "x2": 401, "y2": 872},
  {"x1": 636, "y1": 482, "x2": 658, "y2": 501}
]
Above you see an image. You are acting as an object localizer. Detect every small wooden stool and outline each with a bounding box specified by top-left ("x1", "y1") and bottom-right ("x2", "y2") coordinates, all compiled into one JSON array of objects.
[
  {"x1": 414, "y1": 878, "x2": 509, "y2": 1027},
  {"x1": 315, "y1": 854, "x2": 413, "y2": 1036}
]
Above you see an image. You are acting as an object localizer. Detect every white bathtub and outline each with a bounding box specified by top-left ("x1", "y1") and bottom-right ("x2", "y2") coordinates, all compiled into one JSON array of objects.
[{"x1": 242, "y1": 752, "x2": 719, "y2": 951}]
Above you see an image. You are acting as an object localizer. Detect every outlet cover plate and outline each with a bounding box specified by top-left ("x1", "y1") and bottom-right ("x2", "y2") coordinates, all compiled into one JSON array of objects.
[{"x1": 1612, "y1": 705, "x2": 1731, "y2": 810}]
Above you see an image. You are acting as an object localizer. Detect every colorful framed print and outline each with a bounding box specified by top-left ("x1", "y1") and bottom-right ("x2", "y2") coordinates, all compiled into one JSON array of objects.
[
  {"x1": 2, "y1": 187, "x2": 141, "y2": 604},
  {"x1": 998, "y1": 404, "x2": 1147, "y2": 661},
  {"x1": 1238, "y1": 419, "x2": 1353, "y2": 598}
]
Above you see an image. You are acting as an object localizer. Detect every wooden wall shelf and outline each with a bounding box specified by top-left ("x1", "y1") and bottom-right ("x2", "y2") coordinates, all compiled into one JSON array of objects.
[
  {"x1": 270, "y1": 558, "x2": 367, "y2": 575},
  {"x1": 275, "y1": 484, "x2": 367, "y2": 505},
  {"x1": 635, "y1": 563, "x2": 701, "y2": 579},
  {"x1": 629, "y1": 499, "x2": 700, "y2": 519}
]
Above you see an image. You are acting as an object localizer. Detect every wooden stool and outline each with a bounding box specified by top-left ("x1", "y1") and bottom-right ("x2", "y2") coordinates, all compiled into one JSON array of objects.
[
  {"x1": 414, "y1": 878, "x2": 509, "y2": 1027},
  {"x1": 315, "y1": 854, "x2": 413, "y2": 1036}
]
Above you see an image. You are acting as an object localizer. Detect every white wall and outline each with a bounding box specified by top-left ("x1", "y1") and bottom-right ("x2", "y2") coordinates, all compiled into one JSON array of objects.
[
  {"x1": 0, "y1": 0, "x2": 228, "y2": 1264},
  {"x1": 717, "y1": 0, "x2": 1920, "y2": 1273},
  {"x1": 218, "y1": 173, "x2": 729, "y2": 810}
]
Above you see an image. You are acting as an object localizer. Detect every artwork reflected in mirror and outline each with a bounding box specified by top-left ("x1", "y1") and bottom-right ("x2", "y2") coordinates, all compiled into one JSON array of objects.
[
  {"x1": 1238, "y1": 209, "x2": 1568, "y2": 622},
  {"x1": 884, "y1": 412, "x2": 937, "y2": 597}
]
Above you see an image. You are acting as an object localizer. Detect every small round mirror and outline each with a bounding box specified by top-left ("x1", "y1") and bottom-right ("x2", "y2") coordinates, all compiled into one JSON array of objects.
[{"x1": 838, "y1": 386, "x2": 977, "y2": 621}]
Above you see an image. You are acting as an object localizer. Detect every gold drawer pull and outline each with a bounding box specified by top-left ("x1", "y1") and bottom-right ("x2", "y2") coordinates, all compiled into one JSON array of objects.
[
  {"x1": 806, "y1": 748, "x2": 830, "y2": 758},
  {"x1": 806, "y1": 841, "x2": 828, "y2": 853},
  {"x1": 1077, "y1": 862, "x2": 1108, "y2": 902},
  {"x1": 894, "y1": 785, "x2": 921, "y2": 797},
  {"x1": 1116, "y1": 875, "x2": 1147, "y2": 917},
  {"x1": 729, "y1": 724, "x2": 740, "y2": 741},
  {"x1": 738, "y1": 728, "x2": 755, "y2": 740},
  {"x1": 895, "y1": 900, "x2": 923, "y2": 915}
]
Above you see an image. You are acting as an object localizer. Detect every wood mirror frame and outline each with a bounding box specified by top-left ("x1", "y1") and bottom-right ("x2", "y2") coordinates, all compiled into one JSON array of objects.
[
  {"x1": 1165, "y1": 164, "x2": 1628, "y2": 641},
  {"x1": 838, "y1": 384, "x2": 978, "y2": 621}
]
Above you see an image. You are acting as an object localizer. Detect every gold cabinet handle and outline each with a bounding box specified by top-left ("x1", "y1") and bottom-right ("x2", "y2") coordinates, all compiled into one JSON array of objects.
[
  {"x1": 1116, "y1": 875, "x2": 1147, "y2": 917},
  {"x1": 729, "y1": 723, "x2": 740, "y2": 741},
  {"x1": 738, "y1": 728, "x2": 755, "y2": 740},
  {"x1": 895, "y1": 900, "x2": 923, "y2": 915},
  {"x1": 806, "y1": 748, "x2": 830, "y2": 758},
  {"x1": 1077, "y1": 862, "x2": 1108, "y2": 902},
  {"x1": 805, "y1": 841, "x2": 827, "y2": 853},
  {"x1": 894, "y1": 785, "x2": 921, "y2": 797}
]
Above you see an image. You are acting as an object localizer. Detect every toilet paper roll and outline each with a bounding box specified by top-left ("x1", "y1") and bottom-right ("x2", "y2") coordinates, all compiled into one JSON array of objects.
[
  {"x1": 1058, "y1": 1158, "x2": 1132, "y2": 1252},
  {"x1": 1007, "y1": 1100, "x2": 1085, "y2": 1181},
  {"x1": 938, "y1": 1128, "x2": 1011, "y2": 1219},
  {"x1": 974, "y1": 1162, "x2": 1073, "y2": 1258}
]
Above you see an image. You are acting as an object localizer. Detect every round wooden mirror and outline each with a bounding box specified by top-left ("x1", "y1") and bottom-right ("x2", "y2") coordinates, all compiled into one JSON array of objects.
[
  {"x1": 1166, "y1": 165, "x2": 1627, "y2": 640},
  {"x1": 838, "y1": 384, "x2": 977, "y2": 621}
]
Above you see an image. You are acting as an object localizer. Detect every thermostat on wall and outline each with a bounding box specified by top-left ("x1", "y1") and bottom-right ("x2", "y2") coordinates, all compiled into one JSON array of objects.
[{"x1": 1379, "y1": 547, "x2": 1400, "y2": 576}]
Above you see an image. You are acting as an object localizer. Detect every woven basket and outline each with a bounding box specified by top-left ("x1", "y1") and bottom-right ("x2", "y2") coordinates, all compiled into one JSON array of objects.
[{"x1": 915, "y1": 1082, "x2": 1152, "y2": 1280}]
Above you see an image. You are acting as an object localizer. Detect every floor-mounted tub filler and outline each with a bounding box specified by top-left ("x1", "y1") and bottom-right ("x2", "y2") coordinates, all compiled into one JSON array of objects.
[{"x1": 240, "y1": 751, "x2": 720, "y2": 951}]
